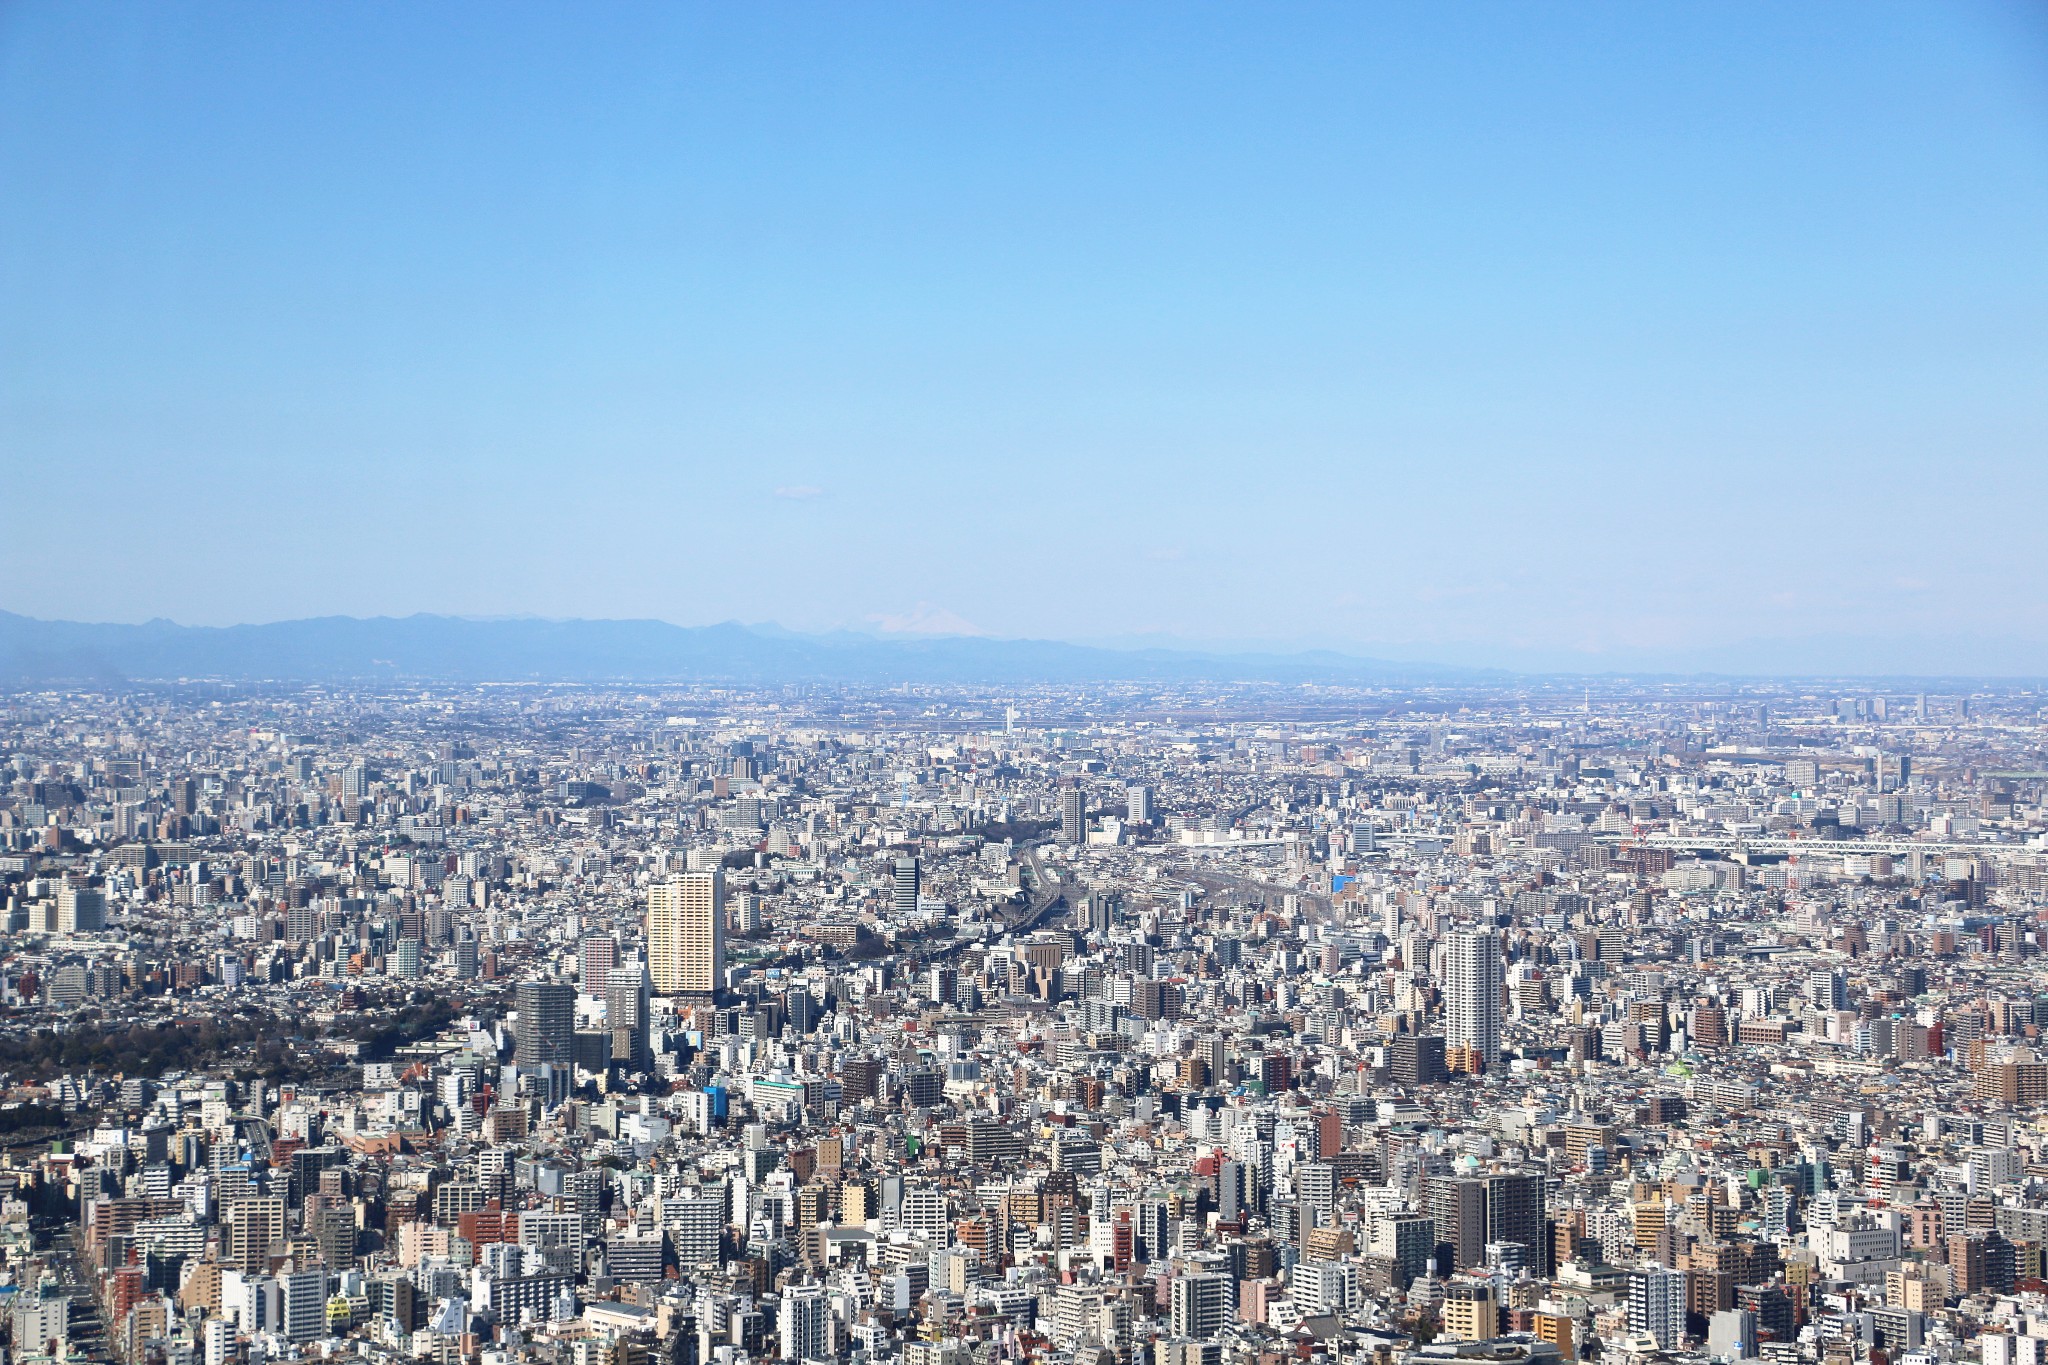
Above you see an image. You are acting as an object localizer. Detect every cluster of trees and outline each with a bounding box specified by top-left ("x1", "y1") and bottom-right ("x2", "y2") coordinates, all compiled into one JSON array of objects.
[
  {"x1": 0, "y1": 994, "x2": 463, "y2": 1085},
  {"x1": 0, "y1": 1014, "x2": 277, "y2": 1079},
  {"x1": 0, "y1": 1104, "x2": 69, "y2": 1134},
  {"x1": 329, "y1": 996, "x2": 462, "y2": 1060}
]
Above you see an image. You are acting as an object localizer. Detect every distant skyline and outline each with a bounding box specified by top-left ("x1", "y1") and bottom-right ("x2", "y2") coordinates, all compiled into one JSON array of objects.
[{"x1": 2, "y1": 3, "x2": 2045, "y2": 675}]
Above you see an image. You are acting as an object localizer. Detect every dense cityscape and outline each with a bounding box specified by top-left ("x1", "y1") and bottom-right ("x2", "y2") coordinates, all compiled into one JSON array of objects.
[
  {"x1": 0, "y1": 680, "x2": 2044, "y2": 1365},
  {"x1": 6, "y1": 5, "x2": 2039, "y2": 1365}
]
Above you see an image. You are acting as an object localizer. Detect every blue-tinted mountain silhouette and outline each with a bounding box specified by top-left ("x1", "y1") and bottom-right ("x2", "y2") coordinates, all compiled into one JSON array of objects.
[{"x1": 0, "y1": 610, "x2": 1482, "y2": 685}]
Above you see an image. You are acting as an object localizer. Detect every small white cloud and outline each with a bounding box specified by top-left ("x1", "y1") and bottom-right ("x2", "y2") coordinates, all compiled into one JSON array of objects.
[
  {"x1": 774, "y1": 484, "x2": 823, "y2": 500},
  {"x1": 866, "y1": 603, "x2": 988, "y2": 637}
]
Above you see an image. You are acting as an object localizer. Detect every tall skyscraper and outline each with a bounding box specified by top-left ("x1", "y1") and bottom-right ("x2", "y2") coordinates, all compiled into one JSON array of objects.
[
  {"x1": 1426, "y1": 1174, "x2": 1490, "y2": 1271},
  {"x1": 579, "y1": 934, "x2": 619, "y2": 995},
  {"x1": 648, "y1": 870, "x2": 725, "y2": 998},
  {"x1": 1125, "y1": 785, "x2": 1152, "y2": 824},
  {"x1": 514, "y1": 980, "x2": 575, "y2": 1075},
  {"x1": 892, "y1": 857, "x2": 920, "y2": 917},
  {"x1": 608, "y1": 959, "x2": 653, "y2": 1072},
  {"x1": 1060, "y1": 787, "x2": 1086, "y2": 845},
  {"x1": 1445, "y1": 927, "x2": 1504, "y2": 1072}
]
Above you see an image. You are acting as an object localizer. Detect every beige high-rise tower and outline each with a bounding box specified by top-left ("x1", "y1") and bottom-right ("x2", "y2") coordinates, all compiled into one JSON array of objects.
[{"x1": 648, "y1": 870, "x2": 724, "y2": 998}]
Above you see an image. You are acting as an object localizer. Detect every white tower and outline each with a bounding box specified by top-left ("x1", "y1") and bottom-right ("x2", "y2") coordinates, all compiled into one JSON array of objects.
[{"x1": 1444, "y1": 926, "x2": 1503, "y2": 1072}]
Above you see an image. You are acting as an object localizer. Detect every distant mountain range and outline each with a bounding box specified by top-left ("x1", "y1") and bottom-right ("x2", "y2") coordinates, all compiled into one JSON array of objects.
[
  {"x1": 0, "y1": 610, "x2": 1486, "y2": 687},
  {"x1": 4, "y1": 610, "x2": 2039, "y2": 687}
]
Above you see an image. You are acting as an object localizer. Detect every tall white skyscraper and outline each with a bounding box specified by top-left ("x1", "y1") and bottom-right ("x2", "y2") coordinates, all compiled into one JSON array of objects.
[
  {"x1": 648, "y1": 870, "x2": 725, "y2": 998},
  {"x1": 1444, "y1": 926, "x2": 1503, "y2": 1072}
]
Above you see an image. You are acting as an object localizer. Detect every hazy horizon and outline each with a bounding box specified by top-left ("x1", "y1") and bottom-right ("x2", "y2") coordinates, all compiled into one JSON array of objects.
[
  {"x1": 3, "y1": 3, "x2": 2044, "y2": 674},
  {"x1": 6, "y1": 605, "x2": 2048, "y2": 680}
]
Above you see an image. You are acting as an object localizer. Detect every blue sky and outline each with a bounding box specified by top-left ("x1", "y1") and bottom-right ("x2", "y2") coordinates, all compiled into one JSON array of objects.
[{"x1": 2, "y1": 2, "x2": 2045, "y2": 671}]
